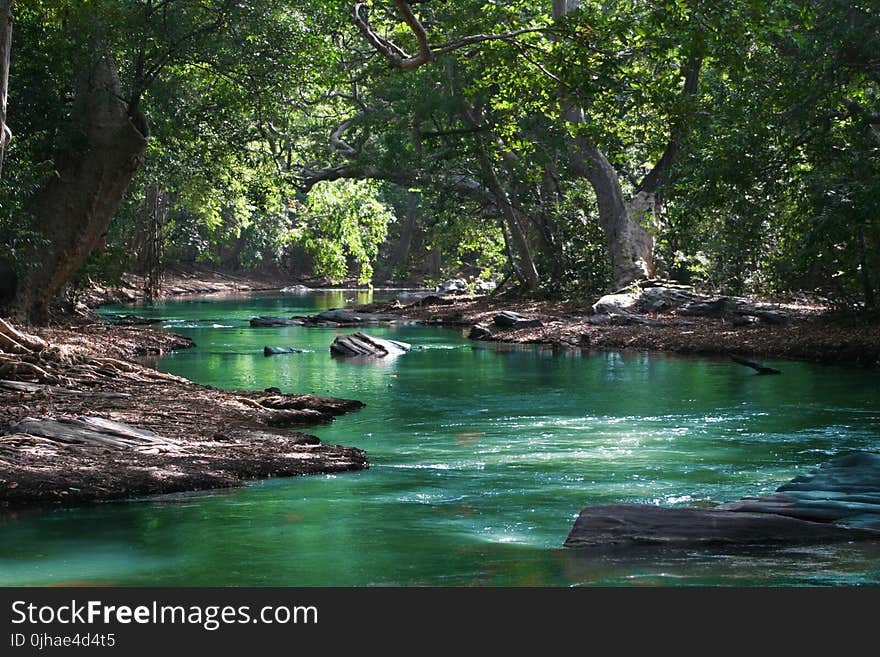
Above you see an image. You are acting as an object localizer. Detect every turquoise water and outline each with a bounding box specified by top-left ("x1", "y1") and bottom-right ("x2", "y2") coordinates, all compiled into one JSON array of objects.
[{"x1": 2, "y1": 291, "x2": 879, "y2": 586}]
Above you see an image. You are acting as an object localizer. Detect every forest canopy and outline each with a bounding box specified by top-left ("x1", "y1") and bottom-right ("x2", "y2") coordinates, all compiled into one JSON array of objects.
[{"x1": 0, "y1": 0, "x2": 877, "y2": 323}]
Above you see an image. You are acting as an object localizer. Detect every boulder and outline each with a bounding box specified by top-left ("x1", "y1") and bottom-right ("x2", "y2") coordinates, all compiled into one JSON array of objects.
[
  {"x1": 493, "y1": 311, "x2": 543, "y2": 330},
  {"x1": 263, "y1": 346, "x2": 307, "y2": 357},
  {"x1": 591, "y1": 292, "x2": 639, "y2": 315},
  {"x1": 636, "y1": 286, "x2": 696, "y2": 313},
  {"x1": 679, "y1": 297, "x2": 738, "y2": 317},
  {"x1": 435, "y1": 279, "x2": 468, "y2": 295},
  {"x1": 250, "y1": 316, "x2": 305, "y2": 327},
  {"x1": 468, "y1": 324, "x2": 493, "y2": 341},
  {"x1": 330, "y1": 332, "x2": 411, "y2": 357}
]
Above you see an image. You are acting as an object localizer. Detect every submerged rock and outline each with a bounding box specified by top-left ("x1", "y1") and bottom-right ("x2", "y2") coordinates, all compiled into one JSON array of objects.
[{"x1": 330, "y1": 332, "x2": 411, "y2": 357}]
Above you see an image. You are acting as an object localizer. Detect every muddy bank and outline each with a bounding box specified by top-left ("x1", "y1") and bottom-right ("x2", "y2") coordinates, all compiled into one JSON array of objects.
[
  {"x1": 362, "y1": 292, "x2": 880, "y2": 368},
  {"x1": 0, "y1": 321, "x2": 367, "y2": 507}
]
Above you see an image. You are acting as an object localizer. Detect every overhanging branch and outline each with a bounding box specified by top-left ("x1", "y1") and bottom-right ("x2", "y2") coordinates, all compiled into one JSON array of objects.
[{"x1": 353, "y1": 2, "x2": 547, "y2": 71}]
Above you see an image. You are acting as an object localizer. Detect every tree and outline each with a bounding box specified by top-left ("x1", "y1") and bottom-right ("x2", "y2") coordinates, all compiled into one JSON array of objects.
[
  {"x1": 0, "y1": 0, "x2": 12, "y2": 178},
  {"x1": 348, "y1": 0, "x2": 705, "y2": 289}
]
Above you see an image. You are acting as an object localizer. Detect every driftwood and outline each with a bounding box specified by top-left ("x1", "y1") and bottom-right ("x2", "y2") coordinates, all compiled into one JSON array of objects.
[
  {"x1": 730, "y1": 354, "x2": 782, "y2": 375},
  {"x1": 330, "y1": 332, "x2": 411, "y2": 357}
]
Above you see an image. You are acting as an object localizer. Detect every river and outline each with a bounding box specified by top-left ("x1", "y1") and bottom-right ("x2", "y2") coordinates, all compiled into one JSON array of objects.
[{"x1": 2, "y1": 291, "x2": 879, "y2": 586}]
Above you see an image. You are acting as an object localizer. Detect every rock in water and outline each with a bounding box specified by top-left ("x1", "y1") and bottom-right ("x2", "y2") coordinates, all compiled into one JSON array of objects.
[
  {"x1": 565, "y1": 451, "x2": 880, "y2": 549},
  {"x1": 263, "y1": 346, "x2": 306, "y2": 357},
  {"x1": 563, "y1": 504, "x2": 879, "y2": 549},
  {"x1": 330, "y1": 332, "x2": 411, "y2": 357},
  {"x1": 250, "y1": 316, "x2": 304, "y2": 327},
  {"x1": 468, "y1": 324, "x2": 493, "y2": 340},
  {"x1": 313, "y1": 309, "x2": 401, "y2": 325},
  {"x1": 493, "y1": 311, "x2": 543, "y2": 330}
]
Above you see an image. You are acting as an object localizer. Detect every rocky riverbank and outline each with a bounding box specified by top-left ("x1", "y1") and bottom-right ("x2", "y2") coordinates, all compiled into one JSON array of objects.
[
  {"x1": 0, "y1": 320, "x2": 368, "y2": 507},
  {"x1": 359, "y1": 284, "x2": 880, "y2": 368}
]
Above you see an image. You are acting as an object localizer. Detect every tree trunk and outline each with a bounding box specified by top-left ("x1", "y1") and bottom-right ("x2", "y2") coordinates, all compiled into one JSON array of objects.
[
  {"x1": 142, "y1": 186, "x2": 167, "y2": 302},
  {"x1": 12, "y1": 55, "x2": 148, "y2": 324},
  {"x1": 553, "y1": 0, "x2": 655, "y2": 289},
  {"x1": 569, "y1": 133, "x2": 654, "y2": 287},
  {"x1": 0, "y1": 0, "x2": 13, "y2": 179},
  {"x1": 380, "y1": 190, "x2": 418, "y2": 280}
]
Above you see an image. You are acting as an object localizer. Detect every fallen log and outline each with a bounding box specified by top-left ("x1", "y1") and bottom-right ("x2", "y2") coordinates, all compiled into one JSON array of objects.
[{"x1": 730, "y1": 354, "x2": 782, "y2": 375}]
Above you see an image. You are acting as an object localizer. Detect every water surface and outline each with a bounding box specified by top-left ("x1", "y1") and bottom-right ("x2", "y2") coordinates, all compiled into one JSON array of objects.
[{"x1": 2, "y1": 291, "x2": 879, "y2": 586}]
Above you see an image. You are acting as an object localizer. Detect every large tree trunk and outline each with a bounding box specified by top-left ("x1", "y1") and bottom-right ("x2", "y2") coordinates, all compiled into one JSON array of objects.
[
  {"x1": 0, "y1": 0, "x2": 12, "y2": 178},
  {"x1": 553, "y1": 0, "x2": 655, "y2": 289},
  {"x1": 12, "y1": 56, "x2": 148, "y2": 324},
  {"x1": 571, "y1": 134, "x2": 655, "y2": 287}
]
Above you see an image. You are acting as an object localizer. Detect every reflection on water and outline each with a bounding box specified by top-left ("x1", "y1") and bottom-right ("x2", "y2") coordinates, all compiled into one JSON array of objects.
[{"x1": 1, "y1": 291, "x2": 879, "y2": 586}]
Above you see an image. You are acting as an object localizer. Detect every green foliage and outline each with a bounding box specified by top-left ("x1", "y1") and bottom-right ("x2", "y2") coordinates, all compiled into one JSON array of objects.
[
  {"x1": 294, "y1": 180, "x2": 395, "y2": 284},
  {"x1": 3, "y1": 0, "x2": 878, "y2": 308}
]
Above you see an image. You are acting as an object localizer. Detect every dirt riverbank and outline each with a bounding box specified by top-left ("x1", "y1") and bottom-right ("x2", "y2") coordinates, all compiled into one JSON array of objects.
[
  {"x1": 0, "y1": 322, "x2": 367, "y2": 508},
  {"x1": 362, "y1": 293, "x2": 880, "y2": 368}
]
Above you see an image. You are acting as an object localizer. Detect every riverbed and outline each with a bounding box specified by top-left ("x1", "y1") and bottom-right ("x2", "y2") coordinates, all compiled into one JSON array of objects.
[{"x1": 2, "y1": 291, "x2": 879, "y2": 585}]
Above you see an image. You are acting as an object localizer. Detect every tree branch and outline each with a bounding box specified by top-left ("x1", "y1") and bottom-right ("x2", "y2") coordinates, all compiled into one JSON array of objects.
[
  {"x1": 353, "y1": 2, "x2": 547, "y2": 71},
  {"x1": 637, "y1": 53, "x2": 703, "y2": 195}
]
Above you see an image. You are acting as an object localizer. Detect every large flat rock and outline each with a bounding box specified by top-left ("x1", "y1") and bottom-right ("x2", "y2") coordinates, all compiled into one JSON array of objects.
[
  {"x1": 564, "y1": 504, "x2": 880, "y2": 549},
  {"x1": 566, "y1": 452, "x2": 880, "y2": 549}
]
